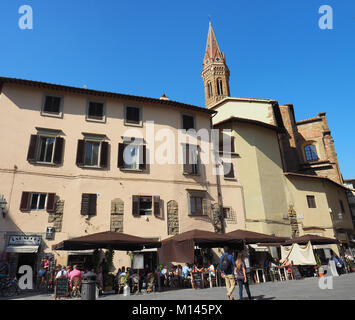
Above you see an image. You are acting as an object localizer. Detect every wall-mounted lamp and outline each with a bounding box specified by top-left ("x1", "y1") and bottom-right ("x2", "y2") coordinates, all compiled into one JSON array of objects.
[{"x1": 0, "y1": 195, "x2": 7, "y2": 218}]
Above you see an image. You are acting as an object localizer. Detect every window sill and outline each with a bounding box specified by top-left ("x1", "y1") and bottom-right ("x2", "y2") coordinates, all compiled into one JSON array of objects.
[
  {"x1": 219, "y1": 151, "x2": 239, "y2": 157},
  {"x1": 224, "y1": 177, "x2": 237, "y2": 181},
  {"x1": 86, "y1": 117, "x2": 106, "y2": 124},
  {"x1": 41, "y1": 111, "x2": 63, "y2": 119},
  {"x1": 124, "y1": 121, "x2": 143, "y2": 128},
  {"x1": 120, "y1": 168, "x2": 143, "y2": 172},
  {"x1": 183, "y1": 172, "x2": 200, "y2": 176},
  {"x1": 29, "y1": 161, "x2": 58, "y2": 166},
  {"x1": 79, "y1": 165, "x2": 104, "y2": 170}
]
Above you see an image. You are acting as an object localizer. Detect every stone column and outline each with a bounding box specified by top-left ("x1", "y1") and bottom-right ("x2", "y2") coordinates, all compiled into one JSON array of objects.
[{"x1": 110, "y1": 199, "x2": 124, "y2": 232}]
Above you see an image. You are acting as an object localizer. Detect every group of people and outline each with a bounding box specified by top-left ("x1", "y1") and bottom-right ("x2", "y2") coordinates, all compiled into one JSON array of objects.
[
  {"x1": 219, "y1": 247, "x2": 253, "y2": 300},
  {"x1": 53, "y1": 264, "x2": 104, "y2": 297},
  {"x1": 159, "y1": 263, "x2": 216, "y2": 289}
]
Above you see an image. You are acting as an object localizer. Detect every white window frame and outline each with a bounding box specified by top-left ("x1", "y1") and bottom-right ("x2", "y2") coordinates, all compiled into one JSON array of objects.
[
  {"x1": 36, "y1": 135, "x2": 57, "y2": 164},
  {"x1": 122, "y1": 143, "x2": 141, "y2": 171},
  {"x1": 86, "y1": 100, "x2": 106, "y2": 123},
  {"x1": 124, "y1": 105, "x2": 143, "y2": 127},
  {"x1": 30, "y1": 193, "x2": 47, "y2": 211},
  {"x1": 41, "y1": 94, "x2": 63, "y2": 118}
]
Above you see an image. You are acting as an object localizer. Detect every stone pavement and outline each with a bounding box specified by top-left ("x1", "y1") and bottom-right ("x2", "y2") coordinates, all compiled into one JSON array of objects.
[{"x1": 4, "y1": 273, "x2": 355, "y2": 300}]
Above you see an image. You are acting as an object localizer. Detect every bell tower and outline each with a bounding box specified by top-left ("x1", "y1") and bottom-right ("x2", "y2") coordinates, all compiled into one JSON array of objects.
[{"x1": 201, "y1": 21, "x2": 230, "y2": 108}]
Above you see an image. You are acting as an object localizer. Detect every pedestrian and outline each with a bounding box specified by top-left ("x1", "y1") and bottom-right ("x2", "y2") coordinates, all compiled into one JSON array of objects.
[
  {"x1": 235, "y1": 253, "x2": 252, "y2": 300},
  {"x1": 96, "y1": 266, "x2": 104, "y2": 296},
  {"x1": 219, "y1": 246, "x2": 236, "y2": 300}
]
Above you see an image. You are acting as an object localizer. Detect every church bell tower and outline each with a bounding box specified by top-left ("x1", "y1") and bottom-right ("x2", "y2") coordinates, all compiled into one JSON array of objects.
[{"x1": 201, "y1": 21, "x2": 230, "y2": 108}]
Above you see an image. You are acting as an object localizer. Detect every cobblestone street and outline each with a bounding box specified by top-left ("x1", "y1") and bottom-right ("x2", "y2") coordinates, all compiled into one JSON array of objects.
[{"x1": 4, "y1": 273, "x2": 355, "y2": 301}]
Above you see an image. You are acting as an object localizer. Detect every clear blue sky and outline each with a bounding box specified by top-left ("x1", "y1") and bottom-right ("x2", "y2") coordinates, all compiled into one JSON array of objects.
[{"x1": 0, "y1": 1, "x2": 354, "y2": 178}]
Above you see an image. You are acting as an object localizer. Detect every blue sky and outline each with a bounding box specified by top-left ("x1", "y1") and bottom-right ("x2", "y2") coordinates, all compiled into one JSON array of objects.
[{"x1": 0, "y1": 1, "x2": 354, "y2": 178}]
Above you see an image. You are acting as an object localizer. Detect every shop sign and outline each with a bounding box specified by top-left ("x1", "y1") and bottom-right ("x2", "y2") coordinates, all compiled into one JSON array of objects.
[{"x1": 8, "y1": 235, "x2": 42, "y2": 246}]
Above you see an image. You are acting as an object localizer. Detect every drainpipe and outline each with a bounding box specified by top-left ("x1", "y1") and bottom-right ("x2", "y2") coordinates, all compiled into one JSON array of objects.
[{"x1": 211, "y1": 113, "x2": 225, "y2": 234}]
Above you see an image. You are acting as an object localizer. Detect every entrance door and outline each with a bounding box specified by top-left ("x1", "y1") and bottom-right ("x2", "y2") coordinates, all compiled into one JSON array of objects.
[
  {"x1": 143, "y1": 252, "x2": 157, "y2": 272},
  {"x1": 16, "y1": 253, "x2": 36, "y2": 276}
]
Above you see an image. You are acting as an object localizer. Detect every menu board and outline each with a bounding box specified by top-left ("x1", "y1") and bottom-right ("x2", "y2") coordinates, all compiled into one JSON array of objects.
[
  {"x1": 291, "y1": 266, "x2": 302, "y2": 280},
  {"x1": 192, "y1": 272, "x2": 204, "y2": 289},
  {"x1": 55, "y1": 277, "x2": 69, "y2": 299}
]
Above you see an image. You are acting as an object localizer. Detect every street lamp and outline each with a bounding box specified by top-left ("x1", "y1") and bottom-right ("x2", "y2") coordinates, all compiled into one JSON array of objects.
[{"x1": 0, "y1": 195, "x2": 7, "y2": 218}]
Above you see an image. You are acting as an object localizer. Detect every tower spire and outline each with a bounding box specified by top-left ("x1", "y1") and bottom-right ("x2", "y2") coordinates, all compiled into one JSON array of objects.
[{"x1": 201, "y1": 20, "x2": 230, "y2": 108}]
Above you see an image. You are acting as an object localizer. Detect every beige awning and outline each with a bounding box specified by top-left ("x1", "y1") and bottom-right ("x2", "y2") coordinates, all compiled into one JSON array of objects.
[
  {"x1": 250, "y1": 244, "x2": 269, "y2": 252},
  {"x1": 68, "y1": 250, "x2": 94, "y2": 255},
  {"x1": 6, "y1": 245, "x2": 39, "y2": 253}
]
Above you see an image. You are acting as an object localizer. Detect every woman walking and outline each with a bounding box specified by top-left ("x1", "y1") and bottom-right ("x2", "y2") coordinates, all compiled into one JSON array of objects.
[{"x1": 235, "y1": 253, "x2": 252, "y2": 300}]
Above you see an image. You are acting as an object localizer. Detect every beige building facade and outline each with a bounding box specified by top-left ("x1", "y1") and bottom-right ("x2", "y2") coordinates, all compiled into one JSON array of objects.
[{"x1": 0, "y1": 78, "x2": 245, "y2": 271}]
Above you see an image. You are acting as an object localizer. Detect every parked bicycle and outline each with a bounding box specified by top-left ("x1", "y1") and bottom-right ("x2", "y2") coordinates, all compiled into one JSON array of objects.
[{"x1": 0, "y1": 275, "x2": 20, "y2": 297}]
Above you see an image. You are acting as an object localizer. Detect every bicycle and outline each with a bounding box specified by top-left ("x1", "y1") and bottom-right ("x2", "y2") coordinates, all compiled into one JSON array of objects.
[{"x1": 0, "y1": 276, "x2": 20, "y2": 297}]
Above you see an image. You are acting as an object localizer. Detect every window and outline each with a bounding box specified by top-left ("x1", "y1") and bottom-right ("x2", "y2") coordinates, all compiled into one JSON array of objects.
[
  {"x1": 30, "y1": 193, "x2": 47, "y2": 210},
  {"x1": 38, "y1": 136, "x2": 55, "y2": 162},
  {"x1": 118, "y1": 141, "x2": 146, "y2": 171},
  {"x1": 190, "y1": 196, "x2": 203, "y2": 215},
  {"x1": 183, "y1": 144, "x2": 199, "y2": 175},
  {"x1": 87, "y1": 101, "x2": 105, "y2": 122},
  {"x1": 182, "y1": 114, "x2": 195, "y2": 131},
  {"x1": 20, "y1": 192, "x2": 56, "y2": 212},
  {"x1": 27, "y1": 133, "x2": 64, "y2": 165},
  {"x1": 132, "y1": 195, "x2": 161, "y2": 217},
  {"x1": 307, "y1": 195, "x2": 317, "y2": 208},
  {"x1": 84, "y1": 141, "x2": 100, "y2": 166},
  {"x1": 222, "y1": 207, "x2": 232, "y2": 219},
  {"x1": 76, "y1": 138, "x2": 109, "y2": 168},
  {"x1": 125, "y1": 106, "x2": 142, "y2": 126},
  {"x1": 304, "y1": 144, "x2": 319, "y2": 162},
  {"x1": 339, "y1": 200, "x2": 345, "y2": 213},
  {"x1": 219, "y1": 134, "x2": 235, "y2": 153},
  {"x1": 42, "y1": 95, "x2": 62, "y2": 116},
  {"x1": 217, "y1": 78, "x2": 223, "y2": 96},
  {"x1": 187, "y1": 191, "x2": 209, "y2": 216},
  {"x1": 207, "y1": 81, "x2": 213, "y2": 98},
  {"x1": 80, "y1": 193, "x2": 97, "y2": 216},
  {"x1": 223, "y1": 162, "x2": 235, "y2": 179}
]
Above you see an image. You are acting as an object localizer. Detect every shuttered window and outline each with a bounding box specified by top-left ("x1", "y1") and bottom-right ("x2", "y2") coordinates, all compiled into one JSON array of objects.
[
  {"x1": 76, "y1": 139, "x2": 109, "y2": 169},
  {"x1": 19, "y1": 192, "x2": 56, "y2": 213},
  {"x1": 81, "y1": 194, "x2": 97, "y2": 216},
  {"x1": 118, "y1": 143, "x2": 146, "y2": 171},
  {"x1": 307, "y1": 195, "x2": 316, "y2": 208},
  {"x1": 183, "y1": 144, "x2": 199, "y2": 175},
  {"x1": 187, "y1": 191, "x2": 209, "y2": 216},
  {"x1": 27, "y1": 135, "x2": 64, "y2": 165},
  {"x1": 132, "y1": 195, "x2": 161, "y2": 217},
  {"x1": 42, "y1": 95, "x2": 62, "y2": 115},
  {"x1": 125, "y1": 106, "x2": 142, "y2": 126},
  {"x1": 87, "y1": 101, "x2": 105, "y2": 121}
]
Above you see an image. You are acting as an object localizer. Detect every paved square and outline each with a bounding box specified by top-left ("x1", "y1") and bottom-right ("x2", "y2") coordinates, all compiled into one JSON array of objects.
[{"x1": 4, "y1": 273, "x2": 355, "y2": 300}]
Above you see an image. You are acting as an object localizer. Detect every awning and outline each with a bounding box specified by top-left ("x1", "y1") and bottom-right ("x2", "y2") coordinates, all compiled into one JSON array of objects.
[
  {"x1": 159, "y1": 229, "x2": 243, "y2": 264},
  {"x1": 52, "y1": 231, "x2": 161, "y2": 251},
  {"x1": 68, "y1": 250, "x2": 95, "y2": 255},
  {"x1": 227, "y1": 229, "x2": 289, "y2": 244},
  {"x1": 6, "y1": 245, "x2": 39, "y2": 253},
  {"x1": 312, "y1": 245, "x2": 335, "y2": 249},
  {"x1": 250, "y1": 244, "x2": 269, "y2": 252}
]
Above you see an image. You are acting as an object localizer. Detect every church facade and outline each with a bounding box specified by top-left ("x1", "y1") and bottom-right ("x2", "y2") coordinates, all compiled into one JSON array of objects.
[{"x1": 203, "y1": 22, "x2": 354, "y2": 250}]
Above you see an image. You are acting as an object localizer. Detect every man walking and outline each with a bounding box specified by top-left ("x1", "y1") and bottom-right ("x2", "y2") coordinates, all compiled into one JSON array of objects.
[{"x1": 219, "y1": 246, "x2": 236, "y2": 300}]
